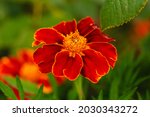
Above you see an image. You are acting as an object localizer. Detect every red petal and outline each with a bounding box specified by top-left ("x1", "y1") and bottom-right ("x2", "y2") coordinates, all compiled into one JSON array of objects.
[
  {"x1": 55, "y1": 76, "x2": 65, "y2": 85},
  {"x1": 0, "y1": 57, "x2": 21, "y2": 76},
  {"x1": 52, "y1": 51, "x2": 83, "y2": 80},
  {"x1": 81, "y1": 49, "x2": 110, "y2": 83},
  {"x1": 18, "y1": 49, "x2": 33, "y2": 63},
  {"x1": 88, "y1": 42, "x2": 117, "y2": 68},
  {"x1": 32, "y1": 40, "x2": 40, "y2": 47},
  {"x1": 34, "y1": 28, "x2": 64, "y2": 45},
  {"x1": 38, "y1": 61, "x2": 53, "y2": 73},
  {"x1": 33, "y1": 44, "x2": 62, "y2": 73},
  {"x1": 77, "y1": 17, "x2": 97, "y2": 37},
  {"x1": 53, "y1": 20, "x2": 77, "y2": 36},
  {"x1": 86, "y1": 28, "x2": 114, "y2": 43}
]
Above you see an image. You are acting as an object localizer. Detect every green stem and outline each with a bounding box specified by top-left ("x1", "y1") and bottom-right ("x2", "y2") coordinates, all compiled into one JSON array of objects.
[{"x1": 74, "y1": 76, "x2": 84, "y2": 100}]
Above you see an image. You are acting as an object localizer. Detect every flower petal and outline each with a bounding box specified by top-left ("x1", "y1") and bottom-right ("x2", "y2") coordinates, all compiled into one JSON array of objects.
[
  {"x1": 53, "y1": 20, "x2": 77, "y2": 36},
  {"x1": 38, "y1": 61, "x2": 53, "y2": 73},
  {"x1": 0, "y1": 57, "x2": 21, "y2": 76},
  {"x1": 37, "y1": 78, "x2": 52, "y2": 94},
  {"x1": 77, "y1": 17, "x2": 97, "y2": 37},
  {"x1": 33, "y1": 44, "x2": 62, "y2": 73},
  {"x1": 33, "y1": 28, "x2": 64, "y2": 46},
  {"x1": 32, "y1": 40, "x2": 41, "y2": 47},
  {"x1": 18, "y1": 49, "x2": 33, "y2": 63},
  {"x1": 86, "y1": 28, "x2": 114, "y2": 43},
  {"x1": 81, "y1": 49, "x2": 110, "y2": 83},
  {"x1": 55, "y1": 76, "x2": 65, "y2": 85},
  {"x1": 52, "y1": 51, "x2": 83, "y2": 80},
  {"x1": 88, "y1": 42, "x2": 117, "y2": 68}
]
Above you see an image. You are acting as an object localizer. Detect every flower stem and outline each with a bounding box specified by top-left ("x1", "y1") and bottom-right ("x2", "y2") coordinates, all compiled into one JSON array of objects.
[{"x1": 74, "y1": 76, "x2": 84, "y2": 100}]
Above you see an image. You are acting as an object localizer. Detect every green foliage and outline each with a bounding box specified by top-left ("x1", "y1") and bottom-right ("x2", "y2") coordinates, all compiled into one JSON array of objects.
[
  {"x1": 0, "y1": 16, "x2": 33, "y2": 50},
  {"x1": 16, "y1": 76, "x2": 24, "y2": 100},
  {"x1": 119, "y1": 87, "x2": 137, "y2": 100},
  {"x1": 33, "y1": 85, "x2": 44, "y2": 100},
  {"x1": 48, "y1": 74, "x2": 58, "y2": 99},
  {"x1": 67, "y1": 87, "x2": 78, "y2": 100},
  {"x1": 0, "y1": 82, "x2": 17, "y2": 100},
  {"x1": 146, "y1": 91, "x2": 150, "y2": 99},
  {"x1": 137, "y1": 92, "x2": 143, "y2": 100},
  {"x1": 4, "y1": 76, "x2": 38, "y2": 94},
  {"x1": 100, "y1": 0, "x2": 148, "y2": 31},
  {"x1": 98, "y1": 90, "x2": 103, "y2": 100},
  {"x1": 95, "y1": 50, "x2": 150, "y2": 100},
  {"x1": 109, "y1": 76, "x2": 119, "y2": 100},
  {"x1": 74, "y1": 76, "x2": 84, "y2": 100}
]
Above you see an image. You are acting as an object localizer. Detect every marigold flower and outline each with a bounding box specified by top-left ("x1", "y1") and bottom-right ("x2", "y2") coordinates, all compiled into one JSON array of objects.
[
  {"x1": 133, "y1": 19, "x2": 150, "y2": 39},
  {"x1": 32, "y1": 17, "x2": 117, "y2": 83},
  {"x1": 131, "y1": 19, "x2": 150, "y2": 45},
  {"x1": 0, "y1": 49, "x2": 64, "y2": 97}
]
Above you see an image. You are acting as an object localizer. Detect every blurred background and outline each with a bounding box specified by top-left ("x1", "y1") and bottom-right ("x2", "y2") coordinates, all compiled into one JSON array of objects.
[{"x1": 0, "y1": 0, "x2": 150, "y2": 100}]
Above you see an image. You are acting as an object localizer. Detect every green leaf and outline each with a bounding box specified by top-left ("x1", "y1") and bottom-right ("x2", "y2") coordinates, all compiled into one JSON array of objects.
[
  {"x1": 0, "y1": 82, "x2": 17, "y2": 100},
  {"x1": 67, "y1": 87, "x2": 78, "y2": 100},
  {"x1": 48, "y1": 74, "x2": 57, "y2": 92},
  {"x1": 16, "y1": 76, "x2": 24, "y2": 100},
  {"x1": 134, "y1": 75, "x2": 150, "y2": 86},
  {"x1": 128, "y1": 68, "x2": 140, "y2": 85},
  {"x1": 119, "y1": 87, "x2": 137, "y2": 100},
  {"x1": 33, "y1": 85, "x2": 44, "y2": 100},
  {"x1": 146, "y1": 90, "x2": 150, "y2": 99},
  {"x1": 136, "y1": 92, "x2": 143, "y2": 100},
  {"x1": 74, "y1": 76, "x2": 84, "y2": 100},
  {"x1": 98, "y1": 90, "x2": 103, "y2": 100},
  {"x1": 4, "y1": 76, "x2": 38, "y2": 94},
  {"x1": 109, "y1": 77, "x2": 119, "y2": 99},
  {"x1": 48, "y1": 74, "x2": 58, "y2": 99},
  {"x1": 100, "y1": 0, "x2": 148, "y2": 31}
]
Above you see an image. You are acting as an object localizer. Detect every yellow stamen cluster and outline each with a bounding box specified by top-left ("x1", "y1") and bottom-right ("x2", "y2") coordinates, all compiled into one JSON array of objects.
[{"x1": 63, "y1": 31, "x2": 87, "y2": 57}]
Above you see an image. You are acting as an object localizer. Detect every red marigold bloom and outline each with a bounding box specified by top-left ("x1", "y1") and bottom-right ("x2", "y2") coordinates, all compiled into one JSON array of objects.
[
  {"x1": 131, "y1": 19, "x2": 150, "y2": 45},
  {"x1": 133, "y1": 19, "x2": 150, "y2": 39},
  {"x1": 0, "y1": 49, "x2": 64, "y2": 97},
  {"x1": 32, "y1": 17, "x2": 117, "y2": 83}
]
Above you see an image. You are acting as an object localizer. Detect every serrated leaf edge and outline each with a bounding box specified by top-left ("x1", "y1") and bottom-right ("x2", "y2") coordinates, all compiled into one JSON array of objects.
[{"x1": 102, "y1": 0, "x2": 148, "y2": 31}]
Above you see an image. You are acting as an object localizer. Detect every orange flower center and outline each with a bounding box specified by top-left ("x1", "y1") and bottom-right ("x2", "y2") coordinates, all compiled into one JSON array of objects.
[
  {"x1": 20, "y1": 63, "x2": 41, "y2": 82},
  {"x1": 63, "y1": 31, "x2": 87, "y2": 57}
]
